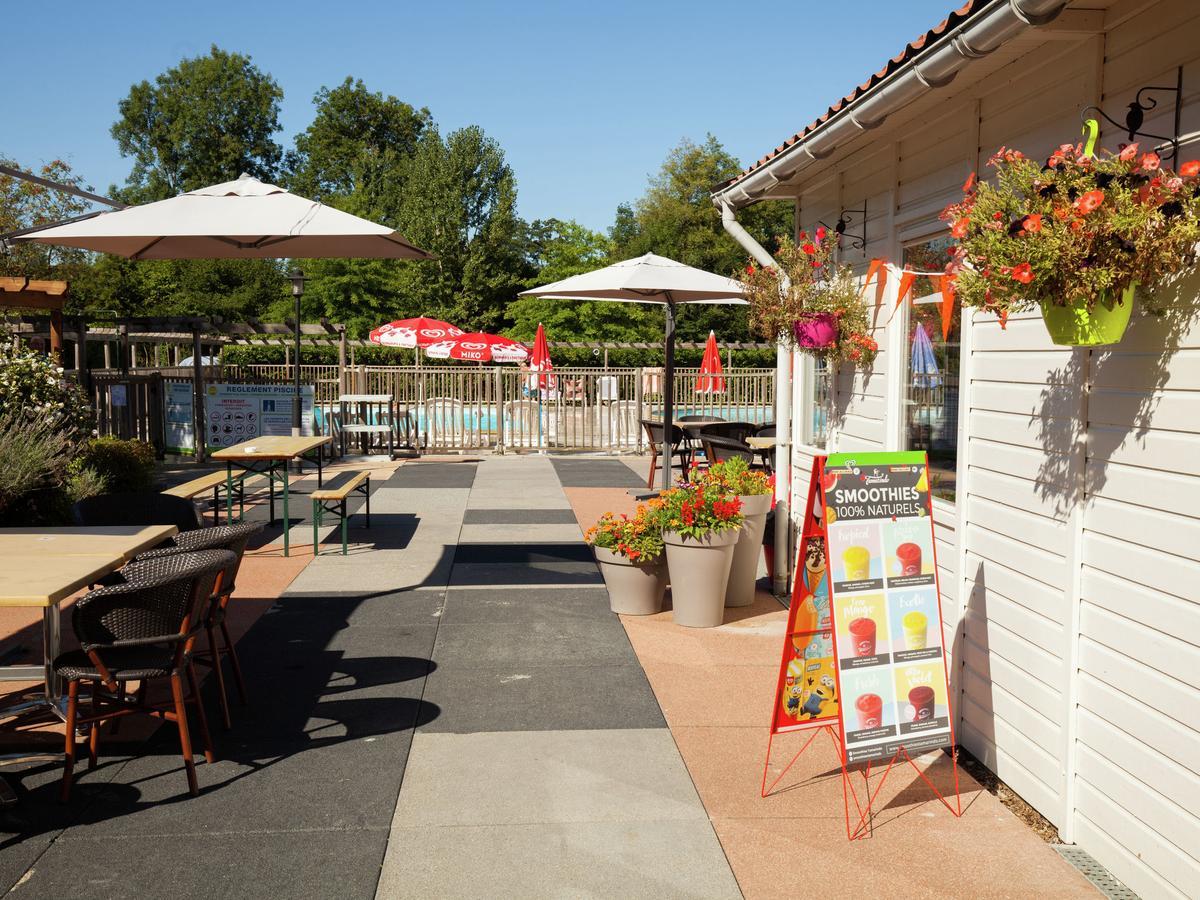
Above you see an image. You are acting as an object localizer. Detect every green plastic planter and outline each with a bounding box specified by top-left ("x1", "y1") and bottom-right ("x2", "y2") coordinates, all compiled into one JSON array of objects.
[{"x1": 1039, "y1": 283, "x2": 1136, "y2": 347}]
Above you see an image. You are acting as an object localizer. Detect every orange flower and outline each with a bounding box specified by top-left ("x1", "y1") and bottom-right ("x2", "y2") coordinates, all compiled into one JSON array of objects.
[
  {"x1": 950, "y1": 218, "x2": 969, "y2": 238},
  {"x1": 1181, "y1": 160, "x2": 1200, "y2": 177},
  {"x1": 1073, "y1": 190, "x2": 1104, "y2": 215},
  {"x1": 1118, "y1": 143, "x2": 1140, "y2": 162},
  {"x1": 1022, "y1": 213, "x2": 1042, "y2": 233},
  {"x1": 1140, "y1": 152, "x2": 1161, "y2": 172},
  {"x1": 1010, "y1": 263, "x2": 1034, "y2": 284},
  {"x1": 962, "y1": 171, "x2": 976, "y2": 191},
  {"x1": 1053, "y1": 206, "x2": 1070, "y2": 221}
]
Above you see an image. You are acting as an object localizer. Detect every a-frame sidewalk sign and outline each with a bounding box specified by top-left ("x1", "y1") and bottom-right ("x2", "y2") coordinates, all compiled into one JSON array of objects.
[{"x1": 762, "y1": 451, "x2": 963, "y2": 840}]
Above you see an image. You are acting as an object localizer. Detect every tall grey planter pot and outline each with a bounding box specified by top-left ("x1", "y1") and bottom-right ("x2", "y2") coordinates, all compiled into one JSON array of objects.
[
  {"x1": 663, "y1": 529, "x2": 739, "y2": 628},
  {"x1": 593, "y1": 546, "x2": 667, "y2": 615},
  {"x1": 726, "y1": 493, "x2": 772, "y2": 607}
]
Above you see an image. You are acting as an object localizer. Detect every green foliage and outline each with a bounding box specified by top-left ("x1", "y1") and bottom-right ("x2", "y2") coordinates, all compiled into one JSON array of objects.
[
  {"x1": 81, "y1": 437, "x2": 156, "y2": 493},
  {"x1": 110, "y1": 46, "x2": 283, "y2": 202},
  {"x1": 0, "y1": 329, "x2": 93, "y2": 441},
  {"x1": 658, "y1": 482, "x2": 743, "y2": 540},
  {"x1": 584, "y1": 503, "x2": 665, "y2": 562},
  {"x1": 609, "y1": 135, "x2": 794, "y2": 343},
  {"x1": 694, "y1": 456, "x2": 773, "y2": 497},
  {"x1": 945, "y1": 143, "x2": 1200, "y2": 316},
  {"x1": 0, "y1": 157, "x2": 93, "y2": 279},
  {"x1": 0, "y1": 410, "x2": 75, "y2": 519}
]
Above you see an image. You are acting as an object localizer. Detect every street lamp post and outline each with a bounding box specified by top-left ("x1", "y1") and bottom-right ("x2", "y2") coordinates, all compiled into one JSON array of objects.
[{"x1": 289, "y1": 269, "x2": 306, "y2": 437}]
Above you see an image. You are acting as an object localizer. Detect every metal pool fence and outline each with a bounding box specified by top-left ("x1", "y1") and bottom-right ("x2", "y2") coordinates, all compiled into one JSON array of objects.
[{"x1": 230, "y1": 364, "x2": 775, "y2": 452}]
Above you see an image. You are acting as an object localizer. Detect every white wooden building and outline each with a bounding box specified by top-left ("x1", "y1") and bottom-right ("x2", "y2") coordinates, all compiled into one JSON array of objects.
[{"x1": 713, "y1": 2, "x2": 1199, "y2": 897}]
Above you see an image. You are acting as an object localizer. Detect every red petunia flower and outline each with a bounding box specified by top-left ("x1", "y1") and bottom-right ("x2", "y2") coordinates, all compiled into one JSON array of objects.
[
  {"x1": 1074, "y1": 190, "x2": 1104, "y2": 215},
  {"x1": 745, "y1": 264, "x2": 756, "y2": 274},
  {"x1": 950, "y1": 218, "x2": 968, "y2": 238},
  {"x1": 816, "y1": 226, "x2": 827, "y2": 240},
  {"x1": 1118, "y1": 143, "x2": 1140, "y2": 162},
  {"x1": 1022, "y1": 213, "x2": 1042, "y2": 233},
  {"x1": 1140, "y1": 152, "x2": 1161, "y2": 172},
  {"x1": 801, "y1": 242, "x2": 816, "y2": 255},
  {"x1": 1010, "y1": 262, "x2": 1035, "y2": 284},
  {"x1": 962, "y1": 171, "x2": 976, "y2": 192},
  {"x1": 1181, "y1": 160, "x2": 1200, "y2": 177}
]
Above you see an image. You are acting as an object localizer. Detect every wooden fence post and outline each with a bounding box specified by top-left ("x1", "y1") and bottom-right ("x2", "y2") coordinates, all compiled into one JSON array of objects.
[
  {"x1": 192, "y1": 328, "x2": 206, "y2": 463},
  {"x1": 634, "y1": 366, "x2": 644, "y2": 454},
  {"x1": 338, "y1": 327, "x2": 347, "y2": 397}
]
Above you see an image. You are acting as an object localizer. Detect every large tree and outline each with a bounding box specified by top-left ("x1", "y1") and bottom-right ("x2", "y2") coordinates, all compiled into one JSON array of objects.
[
  {"x1": 110, "y1": 46, "x2": 283, "y2": 202},
  {"x1": 610, "y1": 135, "x2": 793, "y2": 342},
  {"x1": 0, "y1": 158, "x2": 92, "y2": 280}
]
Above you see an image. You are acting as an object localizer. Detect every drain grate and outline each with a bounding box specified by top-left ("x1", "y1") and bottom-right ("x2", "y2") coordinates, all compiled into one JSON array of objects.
[{"x1": 1054, "y1": 846, "x2": 1140, "y2": 899}]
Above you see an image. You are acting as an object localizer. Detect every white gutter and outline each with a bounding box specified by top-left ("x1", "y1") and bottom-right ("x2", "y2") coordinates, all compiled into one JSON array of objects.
[
  {"x1": 720, "y1": 202, "x2": 793, "y2": 596},
  {"x1": 713, "y1": 0, "x2": 1069, "y2": 209}
]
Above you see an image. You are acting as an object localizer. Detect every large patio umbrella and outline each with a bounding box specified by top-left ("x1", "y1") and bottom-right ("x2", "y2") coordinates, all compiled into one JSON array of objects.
[
  {"x1": 695, "y1": 330, "x2": 726, "y2": 394},
  {"x1": 519, "y1": 252, "x2": 745, "y2": 488},
  {"x1": 13, "y1": 173, "x2": 432, "y2": 437},
  {"x1": 529, "y1": 322, "x2": 556, "y2": 391},
  {"x1": 369, "y1": 317, "x2": 464, "y2": 349},
  {"x1": 424, "y1": 332, "x2": 530, "y2": 363}
]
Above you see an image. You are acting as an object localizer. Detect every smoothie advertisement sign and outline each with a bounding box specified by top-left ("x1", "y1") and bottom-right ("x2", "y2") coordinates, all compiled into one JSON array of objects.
[{"x1": 823, "y1": 451, "x2": 953, "y2": 765}]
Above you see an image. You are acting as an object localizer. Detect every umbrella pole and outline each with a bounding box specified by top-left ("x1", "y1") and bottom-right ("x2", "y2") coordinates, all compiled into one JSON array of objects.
[{"x1": 662, "y1": 296, "x2": 676, "y2": 491}]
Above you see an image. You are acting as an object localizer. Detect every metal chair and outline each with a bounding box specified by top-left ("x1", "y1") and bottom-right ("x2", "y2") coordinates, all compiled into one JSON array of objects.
[
  {"x1": 700, "y1": 435, "x2": 765, "y2": 469},
  {"x1": 640, "y1": 419, "x2": 692, "y2": 488},
  {"x1": 71, "y1": 493, "x2": 202, "y2": 534},
  {"x1": 54, "y1": 548, "x2": 234, "y2": 801},
  {"x1": 134, "y1": 522, "x2": 263, "y2": 729},
  {"x1": 699, "y1": 421, "x2": 757, "y2": 445}
]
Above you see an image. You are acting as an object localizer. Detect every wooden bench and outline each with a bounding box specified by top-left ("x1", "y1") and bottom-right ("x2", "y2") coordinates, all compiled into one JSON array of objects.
[
  {"x1": 164, "y1": 470, "x2": 263, "y2": 523},
  {"x1": 311, "y1": 470, "x2": 371, "y2": 556}
]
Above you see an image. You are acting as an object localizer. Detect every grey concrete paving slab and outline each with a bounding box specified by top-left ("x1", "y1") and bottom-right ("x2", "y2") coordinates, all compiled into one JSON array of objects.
[
  {"x1": 439, "y1": 588, "x2": 611, "y2": 624},
  {"x1": 432, "y1": 620, "x2": 637, "y2": 668},
  {"x1": 463, "y1": 508, "x2": 579, "y2": 524},
  {"x1": 551, "y1": 458, "x2": 647, "y2": 488},
  {"x1": 458, "y1": 523, "x2": 582, "y2": 543},
  {"x1": 387, "y1": 461, "x2": 477, "y2": 488},
  {"x1": 390, "y1": 729, "x2": 707, "y2": 826},
  {"x1": 419, "y1": 665, "x2": 665, "y2": 733},
  {"x1": 448, "y1": 561, "x2": 603, "y2": 587},
  {"x1": 267, "y1": 589, "x2": 446, "y2": 628},
  {"x1": 366, "y1": 486, "x2": 470, "y2": 514},
  {"x1": 376, "y1": 820, "x2": 741, "y2": 900},
  {"x1": 452, "y1": 542, "x2": 594, "y2": 565},
  {"x1": 286, "y1": 547, "x2": 457, "y2": 593},
  {"x1": 28, "y1": 828, "x2": 387, "y2": 900}
]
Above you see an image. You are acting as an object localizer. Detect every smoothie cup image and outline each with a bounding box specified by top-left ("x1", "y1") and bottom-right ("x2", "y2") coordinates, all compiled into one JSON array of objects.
[
  {"x1": 902, "y1": 611, "x2": 928, "y2": 650},
  {"x1": 842, "y1": 546, "x2": 871, "y2": 581},
  {"x1": 848, "y1": 617, "x2": 876, "y2": 657},
  {"x1": 909, "y1": 685, "x2": 936, "y2": 721},
  {"x1": 896, "y1": 542, "x2": 922, "y2": 576},
  {"x1": 855, "y1": 693, "x2": 883, "y2": 729}
]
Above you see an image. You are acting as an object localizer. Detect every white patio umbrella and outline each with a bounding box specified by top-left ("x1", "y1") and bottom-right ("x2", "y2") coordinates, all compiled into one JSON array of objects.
[
  {"x1": 13, "y1": 174, "x2": 432, "y2": 438},
  {"x1": 520, "y1": 253, "x2": 745, "y2": 489}
]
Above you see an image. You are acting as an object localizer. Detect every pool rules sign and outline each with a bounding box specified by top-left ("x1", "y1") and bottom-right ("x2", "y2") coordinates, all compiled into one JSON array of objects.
[{"x1": 767, "y1": 451, "x2": 955, "y2": 767}]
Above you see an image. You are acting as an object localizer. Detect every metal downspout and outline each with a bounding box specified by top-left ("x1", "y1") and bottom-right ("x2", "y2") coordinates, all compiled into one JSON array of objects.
[{"x1": 720, "y1": 201, "x2": 792, "y2": 596}]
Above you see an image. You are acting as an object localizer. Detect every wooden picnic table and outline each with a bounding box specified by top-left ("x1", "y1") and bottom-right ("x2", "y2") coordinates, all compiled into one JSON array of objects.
[{"x1": 212, "y1": 435, "x2": 332, "y2": 556}]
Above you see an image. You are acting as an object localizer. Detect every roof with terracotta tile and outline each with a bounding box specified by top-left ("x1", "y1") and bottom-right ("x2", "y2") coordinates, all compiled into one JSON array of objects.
[{"x1": 716, "y1": 1, "x2": 981, "y2": 192}]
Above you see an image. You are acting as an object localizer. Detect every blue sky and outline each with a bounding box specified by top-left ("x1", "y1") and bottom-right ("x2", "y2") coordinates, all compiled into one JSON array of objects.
[{"x1": 3, "y1": 0, "x2": 953, "y2": 232}]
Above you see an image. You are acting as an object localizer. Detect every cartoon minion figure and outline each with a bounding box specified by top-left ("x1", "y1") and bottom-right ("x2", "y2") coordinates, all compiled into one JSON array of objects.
[{"x1": 800, "y1": 674, "x2": 837, "y2": 720}]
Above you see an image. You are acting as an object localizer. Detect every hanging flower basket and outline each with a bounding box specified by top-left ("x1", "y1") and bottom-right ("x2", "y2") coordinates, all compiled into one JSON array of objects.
[
  {"x1": 943, "y1": 142, "x2": 1200, "y2": 347},
  {"x1": 1040, "y1": 283, "x2": 1137, "y2": 346},
  {"x1": 741, "y1": 230, "x2": 878, "y2": 367},
  {"x1": 793, "y1": 312, "x2": 839, "y2": 350}
]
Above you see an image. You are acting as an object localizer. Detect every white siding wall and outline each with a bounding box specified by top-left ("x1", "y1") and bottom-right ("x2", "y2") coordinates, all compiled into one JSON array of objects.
[{"x1": 778, "y1": 3, "x2": 1200, "y2": 895}]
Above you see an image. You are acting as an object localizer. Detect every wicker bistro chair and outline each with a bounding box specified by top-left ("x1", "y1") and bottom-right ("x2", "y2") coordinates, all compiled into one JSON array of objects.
[
  {"x1": 698, "y1": 421, "x2": 758, "y2": 445},
  {"x1": 640, "y1": 419, "x2": 692, "y2": 489},
  {"x1": 53, "y1": 549, "x2": 235, "y2": 801},
  {"x1": 700, "y1": 435, "x2": 766, "y2": 470},
  {"x1": 134, "y1": 522, "x2": 264, "y2": 730}
]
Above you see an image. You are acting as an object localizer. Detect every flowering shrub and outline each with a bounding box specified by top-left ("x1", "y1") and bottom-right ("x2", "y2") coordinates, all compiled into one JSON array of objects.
[
  {"x1": 741, "y1": 231, "x2": 878, "y2": 366},
  {"x1": 942, "y1": 143, "x2": 1200, "y2": 318},
  {"x1": 0, "y1": 329, "x2": 92, "y2": 441},
  {"x1": 585, "y1": 501, "x2": 665, "y2": 562},
  {"x1": 658, "y1": 482, "x2": 743, "y2": 541},
  {"x1": 693, "y1": 456, "x2": 772, "y2": 497}
]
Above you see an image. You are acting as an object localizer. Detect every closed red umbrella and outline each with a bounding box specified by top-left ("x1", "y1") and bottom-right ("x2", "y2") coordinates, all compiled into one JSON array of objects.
[
  {"x1": 529, "y1": 322, "x2": 556, "y2": 390},
  {"x1": 425, "y1": 332, "x2": 529, "y2": 363},
  {"x1": 695, "y1": 330, "x2": 726, "y2": 394},
  {"x1": 369, "y1": 317, "x2": 464, "y2": 348}
]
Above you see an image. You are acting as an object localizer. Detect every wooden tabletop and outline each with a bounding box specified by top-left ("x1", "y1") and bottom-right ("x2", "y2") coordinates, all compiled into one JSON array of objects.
[
  {"x1": 746, "y1": 436, "x2": 777, "y2": 449},
  {"x1": 0, "y1": 524, "x2": 177, "y2": 607},
  {"x1": 0, "y1": 524, "x2": 177, "y2": 559},
  {"x1": 211, "y1": 435, "x2": 332, "y2": 461}
]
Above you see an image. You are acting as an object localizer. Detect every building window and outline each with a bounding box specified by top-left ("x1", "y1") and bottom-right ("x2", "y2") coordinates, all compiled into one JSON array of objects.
[
  {"x1": 903, "y1": 236, "x2": 960, "y2": 503},
  {"x1": 797, "y1": 354, "x2": 830, "y2": 448}
]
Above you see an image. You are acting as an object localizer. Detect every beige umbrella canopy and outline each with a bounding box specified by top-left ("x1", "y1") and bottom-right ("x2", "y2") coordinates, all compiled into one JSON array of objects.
[
  {"x1": 13, "y1": 173, "x2": 431, "y2": 260},
  {"x1": 520, "y1": 253, "x2": 746, "y2": 489}
]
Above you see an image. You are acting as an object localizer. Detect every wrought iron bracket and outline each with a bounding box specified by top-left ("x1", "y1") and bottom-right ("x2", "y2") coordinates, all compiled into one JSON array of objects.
[
  {"x1": 1081, "y1": 66, "x2": 1183, "y2": 164},
  {"x1": 821, "y1": 201, "x2": 867, "y2": 257}
]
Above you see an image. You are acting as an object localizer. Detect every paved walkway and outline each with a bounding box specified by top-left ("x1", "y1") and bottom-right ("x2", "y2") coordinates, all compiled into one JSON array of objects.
[{"x1": 0, "y1": 454, "x2": 1099, "y2": 898}]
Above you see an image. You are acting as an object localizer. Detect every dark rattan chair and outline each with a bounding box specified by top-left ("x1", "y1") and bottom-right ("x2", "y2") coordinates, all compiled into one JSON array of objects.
[
  {"x1": 54, "y1": 548, "x2": 234, "y2": 801},
  {"x1": 135, "y1": 522, "x2": 264, "y2": 729},
  {"x1": 699, "y1": 421, "x2": 757, "y2": 445},
  {"x1": 700, "y1": 435, "x2": 764, "y2": 469},
  {"x1": 71, "y1": 493, "x2": 202, "y2": 534},
  {"x1": 640, "y1": 419, "x2": 692, "y2": 488}
]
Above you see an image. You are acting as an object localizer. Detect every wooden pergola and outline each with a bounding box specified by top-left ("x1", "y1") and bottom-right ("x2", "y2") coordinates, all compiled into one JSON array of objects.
[{"x1": 0, "y1": 277, "x2": 67, "y2": 355}]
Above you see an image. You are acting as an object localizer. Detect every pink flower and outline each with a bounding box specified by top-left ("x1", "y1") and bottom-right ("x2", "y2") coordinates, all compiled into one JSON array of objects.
[
  {"x1": 1140, "y1": 152, "x2": 1161, "y2": 172},
  {"x1": 1118, "y1": 143, "x2": 1140, "y2": 161}
]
